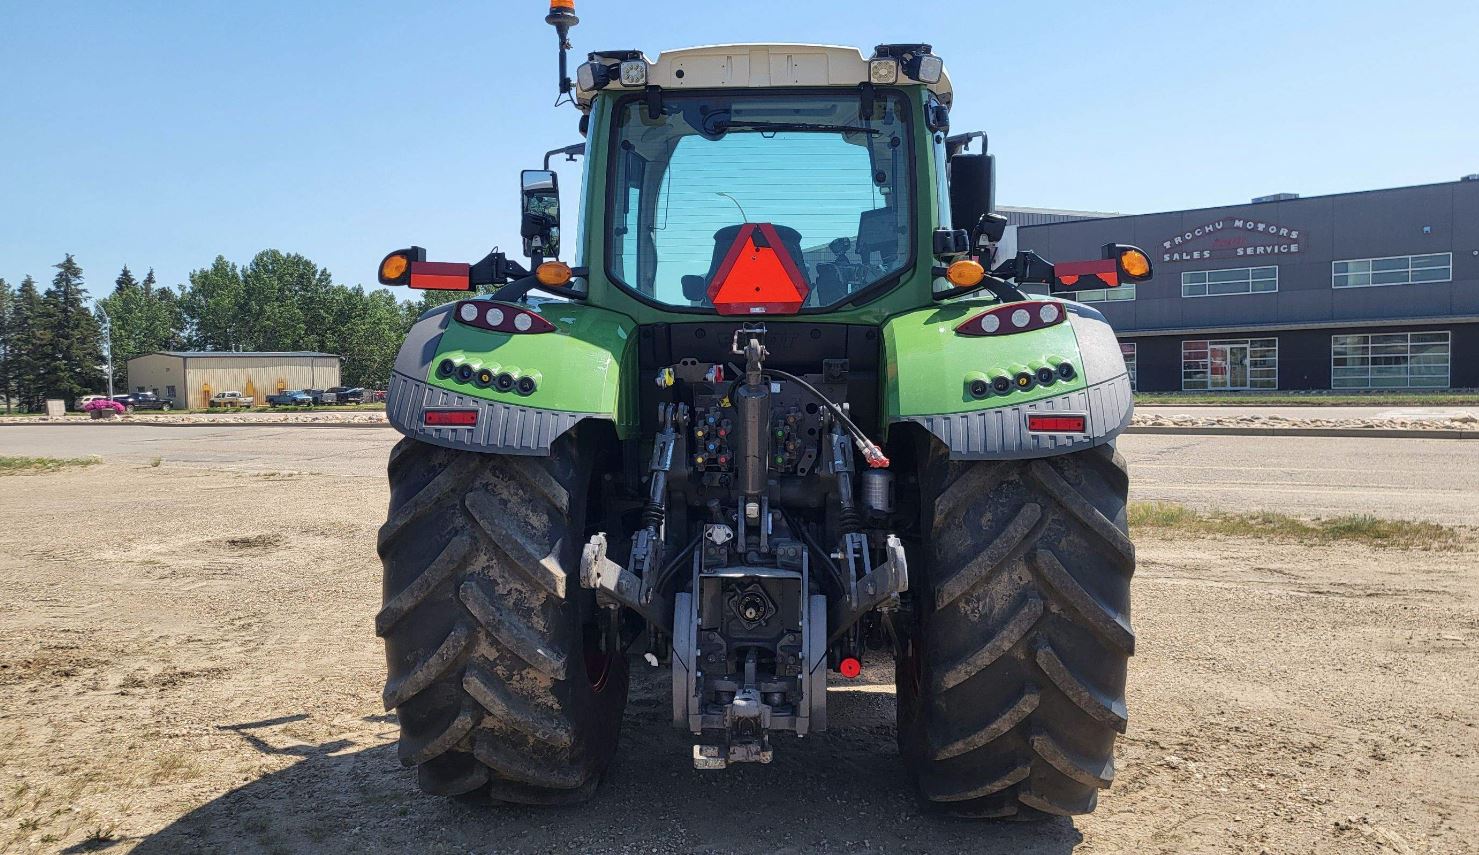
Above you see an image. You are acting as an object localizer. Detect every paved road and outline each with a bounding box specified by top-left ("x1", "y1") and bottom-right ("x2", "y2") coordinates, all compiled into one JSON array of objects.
[
  {"x1": 2, "y1": 424, "x2": 1475, "y2": 525},
  {"x1": 1138, "y1": 404, "x2": 1479, "y2": 420}
]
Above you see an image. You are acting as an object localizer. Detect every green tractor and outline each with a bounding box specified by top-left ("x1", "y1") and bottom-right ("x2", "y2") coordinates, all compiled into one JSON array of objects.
[{"x1": 374, "y1": 1, "x2": 1150, "y2": 819}]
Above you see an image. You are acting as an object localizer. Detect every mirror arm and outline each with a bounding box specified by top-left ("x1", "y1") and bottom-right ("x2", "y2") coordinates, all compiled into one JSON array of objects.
[{"x1": 543, "y1": 143, "x2": 585, "y2": 170}]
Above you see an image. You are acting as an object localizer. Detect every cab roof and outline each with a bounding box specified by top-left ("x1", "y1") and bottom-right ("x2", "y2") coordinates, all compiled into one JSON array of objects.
[{"x1": 576, "y1": 43, "x2": 953, "y2": 108}]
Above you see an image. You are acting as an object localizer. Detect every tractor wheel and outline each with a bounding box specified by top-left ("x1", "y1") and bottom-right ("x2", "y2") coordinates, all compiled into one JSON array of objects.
[
  {"x1": 376, "y1": 433, "x2": 628, "y2": 804},
  {"x1": 897, "y1": 442, "x2": 1134, "y2": 820}
]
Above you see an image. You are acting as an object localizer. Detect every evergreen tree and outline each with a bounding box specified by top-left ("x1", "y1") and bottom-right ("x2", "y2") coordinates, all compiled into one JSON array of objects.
[
  {"x1": 40, "y1": 255, "x2": 104, "y2": 406},
  {"x1": 97, "y1": 265, "x2": 141, "y2": 389},
  {"x1": 10, "y1": 276, "x2": 47, "y2": 411},
  {"x1": 0, "y1": 278, "x2": 12, "y2": 412},
  {"x1": 98, "y1": 265, "x2": 185, "y2": 388}
]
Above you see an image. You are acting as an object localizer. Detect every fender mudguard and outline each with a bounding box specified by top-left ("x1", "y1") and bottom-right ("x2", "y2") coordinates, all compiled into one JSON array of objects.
[
  {"x1": 881, "y1": 300, "x2": 1132, "y2": 459},
  {"x1": 385, "y1": 299, "x2": 637, "y2": 455}
]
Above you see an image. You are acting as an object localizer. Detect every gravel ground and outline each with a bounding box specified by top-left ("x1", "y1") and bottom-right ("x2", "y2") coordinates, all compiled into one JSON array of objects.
[{"x1": 1, "y1": 458, "x2": 1475, "y2": 854}]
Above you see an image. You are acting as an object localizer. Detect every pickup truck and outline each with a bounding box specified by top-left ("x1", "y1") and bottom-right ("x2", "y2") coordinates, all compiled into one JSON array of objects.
[
  {"x1": 209, "y1": 390, "x2": 253, "y2": 408},
  {"x1": 116, "y1": 392, "x2": 174, "y2": 412},
  {"x1": 265, "y1": 389, "x2": 313, "y2": 407},
  {"x1": 321, "y1": 386, "x2": 366, "y2": 405}
]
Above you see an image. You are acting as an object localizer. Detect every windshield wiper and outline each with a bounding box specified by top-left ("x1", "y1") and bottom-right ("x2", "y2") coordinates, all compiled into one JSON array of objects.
[{"x1": 710, "y1": 120, "x2": 880, "y2": 136}]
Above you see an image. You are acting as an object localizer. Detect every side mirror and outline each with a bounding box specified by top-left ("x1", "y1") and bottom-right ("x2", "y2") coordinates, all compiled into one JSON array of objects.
[
  {"x1": 948, "y1": 153, "x2": 997, "y2": 241},
  {"x1": 520, "y1": 169, "x2": 561, "y2": 259}
]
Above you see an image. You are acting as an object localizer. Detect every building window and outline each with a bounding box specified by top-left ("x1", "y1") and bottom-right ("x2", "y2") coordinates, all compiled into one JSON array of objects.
[
  {"x1": 1332, "y1": 253, "x2": 1452, "y2": 288},
  {"x1": 1331, "y1": 332, "x2": 1450, "y2": 389},
  {"x1": 1073, "y1": 283, "x2": 1136, "y2": 303},
  {"x1": 1120, "y1": 342, "x2": 1137, "y2": 391},
  {"x1": 1181, "y1": 266, "x2": 1278, "y2": 297},
  {"x1": 1182, "y1": 338, "x2": 1278, "y2": 390},
  {"x1": 166, "y1": 385, "x2": 177, "y2": 399}
]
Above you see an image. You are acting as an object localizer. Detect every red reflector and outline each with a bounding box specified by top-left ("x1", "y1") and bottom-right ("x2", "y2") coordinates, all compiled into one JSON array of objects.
[
  {"x1": 839, "y1": 657, "x2": 862, "y2": 679},
  {"x1": 409, "y1": 261, "x2": 472, "y2": 291},
  {"x1": 424, "y1": 409, "x2": 478, "y2": 427},
  {"x1": 1027, "y1": 414, "x2": 1087, "y2": 433},
  {"x1": 706, "y1": 222, "x2": 810, "y2": 316}
]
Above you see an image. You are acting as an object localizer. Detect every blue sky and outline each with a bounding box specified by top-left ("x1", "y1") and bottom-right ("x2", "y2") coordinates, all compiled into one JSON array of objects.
[{"x1": 2, "y1": 0, "x2": 1476, "y2": 298}]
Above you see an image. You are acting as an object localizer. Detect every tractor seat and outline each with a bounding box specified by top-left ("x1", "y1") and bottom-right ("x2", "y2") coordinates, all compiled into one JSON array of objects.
[{"x1": 681, "y1": 223, "x2": 810, "y2": 304}]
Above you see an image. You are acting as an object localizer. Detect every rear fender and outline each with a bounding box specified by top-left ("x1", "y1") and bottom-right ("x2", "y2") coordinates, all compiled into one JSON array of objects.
[
  {"x1": 881, "y1": 300, "x2": 1132, "y2": 460},
  {"x1": 386, "y1": 299, "x2": 638, "y2": 455}
]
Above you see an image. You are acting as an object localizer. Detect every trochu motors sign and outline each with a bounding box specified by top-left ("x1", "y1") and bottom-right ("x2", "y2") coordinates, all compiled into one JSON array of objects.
[{"x1": 1160, "y1": 217, "x2": 1302, "y2": 262}]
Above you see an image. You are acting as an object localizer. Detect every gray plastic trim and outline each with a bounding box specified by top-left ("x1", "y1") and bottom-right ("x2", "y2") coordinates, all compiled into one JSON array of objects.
[
  {"x1": 385, "y1": 370, "x2": 597, "y2": 456},
  {"x1": 903, "y1": 373, "x2": 1134, "y2": 460}
]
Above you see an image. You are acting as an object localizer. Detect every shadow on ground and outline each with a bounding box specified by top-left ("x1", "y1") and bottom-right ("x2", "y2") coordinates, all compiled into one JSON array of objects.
[{"x1": 132, "y1": 670, "x2": 1083, "y2": 854}]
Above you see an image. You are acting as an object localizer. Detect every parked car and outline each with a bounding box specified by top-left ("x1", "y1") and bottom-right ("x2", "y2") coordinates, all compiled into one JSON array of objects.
[
  {"x1": 78, "y1": 394, "x2": 107, "y2": 410},
  {"x1": 303, "y1": 388, "x2": 327, "y2": 405},
  {"x1": 265, "y1": 389, "x2": 313, "y2": 407},
  {"x1": 127, "y1": 392, "x2": 173, "y2": 411},
  {"x1": 322, "y1": 386, "x2": 366, "y2": 404},
  {"x1": 209, "y1": 390, "x2": 253, "y2": 408}
]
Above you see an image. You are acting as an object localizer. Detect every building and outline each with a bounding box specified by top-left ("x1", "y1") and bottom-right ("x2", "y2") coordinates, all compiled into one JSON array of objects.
[
  {"x1": 1010, "y1": 178, "x2": 1479, "y2": 392},
  {"x1": 126, "y1": 351, "x2": 341, "y2": 408}
]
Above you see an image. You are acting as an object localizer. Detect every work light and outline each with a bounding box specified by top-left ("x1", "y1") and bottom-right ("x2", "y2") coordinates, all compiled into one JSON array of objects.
[
  {"x1": 904, "y1": 53, "x2": 944, "y2": 84},
  {"x1": 868, "y1": 59, "x2": 898, "y2": 85},
  {"x1": 619, "y1": 60, "x2": 647, "y2": 86}
]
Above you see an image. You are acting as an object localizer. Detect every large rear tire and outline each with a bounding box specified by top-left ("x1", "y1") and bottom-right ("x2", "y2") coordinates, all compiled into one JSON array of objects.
[
  {"x1": 377, "y1": 433, "x2": 628, "y2": 804},
  {"x1": 898, "y1": 442, "x2": 1134, "y2": 820}
]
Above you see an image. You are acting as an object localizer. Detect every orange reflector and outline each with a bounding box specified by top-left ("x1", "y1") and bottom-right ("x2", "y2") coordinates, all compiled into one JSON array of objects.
[
  {"x1": 379, "y1": 253, "x2": 408, "y2": 283},
  {"x1": 535, "y1": 261, "x2": 572, "y2": 286},
  {"x1": 549, "y1": 0, "x2": 575, "y2": 9},
  {"x1": 1119, "y1": 248, "x2": 1151, "y2": 279},
  {"x1": 839, "y1": 657, "x2": 862, "y2": 679},
  {"x1": 409, "y1": 261, "x2": 472, "y2": 291},
  {"x1": 424, "y1": 409, "x2": 478, "y2": 427},
  {"x1": 946, "y1": 259, "x2": 985, "y2": 288},
  {"x1": 1026, "y1": 414, "x2": 1087, "y2": 433}
]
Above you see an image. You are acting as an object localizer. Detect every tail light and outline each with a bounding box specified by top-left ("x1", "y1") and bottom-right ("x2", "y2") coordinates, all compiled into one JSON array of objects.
[
  {"x1": 424, "y1": 409, "x2": 478, "y2": 427},
  {"x1": 956, "y1": 301, "x2": 1065, "y2": 336},
  {"x1": 454, "y1": 301, "x2": 555, "y2": 334},
  {"x1": 1026, "y1": 414, "x2": 1087, "y2": 433}
]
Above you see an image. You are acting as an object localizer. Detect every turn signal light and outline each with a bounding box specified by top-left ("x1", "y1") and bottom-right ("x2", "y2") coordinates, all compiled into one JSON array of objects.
[
  {"x1": 378, "y1": 247, "x2": 426, "y2": 286},
  {"x1": 945, "y1": 259, "x2": 985, "y2": 288},
  {"x1": 1118, "y1": 247, "x2": 1151, "y2": 279},
  {"x1": 1026, "y1": 414, "x2": 1087, "y2": 433},
  {"x1": 453, "y1": 301, "x2": 556, "y2": 334},
  {"x1": 535, "y1": 261, "x2": 573, "y2": 286},
  {"x1": 424, "y1": 409, "x2": 478, "y2": 427}
]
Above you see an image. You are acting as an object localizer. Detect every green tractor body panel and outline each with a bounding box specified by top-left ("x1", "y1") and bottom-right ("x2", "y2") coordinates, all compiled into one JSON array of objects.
[
  {"x1": 882, "y1": 299, "x2": 1133, "y2": 458},
  {"x1": 386, "y1": 300, "x2": 638, "y2": 453}
]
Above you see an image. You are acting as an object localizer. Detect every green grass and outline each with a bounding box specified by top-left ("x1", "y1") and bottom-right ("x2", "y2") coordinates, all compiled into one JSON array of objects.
[
  {"x1": 0, "y1": 455, "x2": 102, "y2": 475},
  {"x1": 1130, "y1": 501, "x2": 1462, "y2": 550},
  {"x1": 1134, "y1": 391, "x2": 1479, "y2": 406}
]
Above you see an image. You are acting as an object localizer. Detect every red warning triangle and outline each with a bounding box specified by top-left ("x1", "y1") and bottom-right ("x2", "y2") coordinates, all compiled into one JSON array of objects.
[{"x1": 706, "y1": 223, "x2": 810, "y2": 316}]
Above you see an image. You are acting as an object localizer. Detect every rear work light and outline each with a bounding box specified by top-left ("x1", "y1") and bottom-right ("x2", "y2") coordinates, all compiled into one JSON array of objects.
[
  {"x1": 1026, "y1": 414, "x2": 1087, "y2": 433},
  {"x1": 453, "y1": 301, "x2": 556, "y2": 334},
  {"x1": 956, "y1": 301, "x2": 1065, "y2": 336},
  {"x1": 424, "y1": 409, "x2": 478, "y2": 427}
]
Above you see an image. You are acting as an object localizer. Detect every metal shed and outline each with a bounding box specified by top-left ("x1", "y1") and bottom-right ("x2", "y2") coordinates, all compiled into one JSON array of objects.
[{"x1": 126, "y1": 351, "x2": 342, "y2": 409}]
